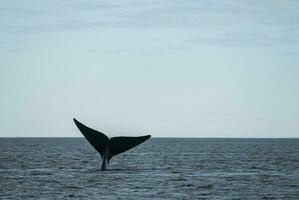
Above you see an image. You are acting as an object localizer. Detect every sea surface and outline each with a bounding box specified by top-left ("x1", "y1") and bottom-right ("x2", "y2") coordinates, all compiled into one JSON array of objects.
[{"x1": 0, "y1": 138, "x2": 298, "y2": 199}]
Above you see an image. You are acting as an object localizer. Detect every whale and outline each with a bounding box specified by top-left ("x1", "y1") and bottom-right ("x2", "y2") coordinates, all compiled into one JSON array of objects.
[{"x1": 73, "y1": 118, "x2": 151, "y2": 170}]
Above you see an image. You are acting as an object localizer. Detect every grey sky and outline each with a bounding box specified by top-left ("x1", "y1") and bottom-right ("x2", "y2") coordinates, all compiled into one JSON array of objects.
[{"x1": 1, "y1": 0, "x2": 298, "y2": 137}]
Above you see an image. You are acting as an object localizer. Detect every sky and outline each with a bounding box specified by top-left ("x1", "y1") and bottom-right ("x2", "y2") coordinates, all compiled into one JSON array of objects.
[{"x1": 0, "y1": 0, "x2": 299, "y2": 138}]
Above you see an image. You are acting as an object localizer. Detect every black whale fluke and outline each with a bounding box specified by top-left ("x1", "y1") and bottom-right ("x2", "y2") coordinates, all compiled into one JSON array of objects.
[{"x1": 73, "y1": 118, "x2": 151, "y2": 170}]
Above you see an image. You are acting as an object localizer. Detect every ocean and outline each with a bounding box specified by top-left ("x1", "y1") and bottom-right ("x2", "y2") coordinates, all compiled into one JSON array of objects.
[{"x1": 0, "y1": 138, "x2": 298, "y2": 199}]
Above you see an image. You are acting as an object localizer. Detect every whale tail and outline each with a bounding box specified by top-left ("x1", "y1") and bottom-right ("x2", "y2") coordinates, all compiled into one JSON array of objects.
[{"x1": 73, "y1": 118, "x2": 151, "y2": 170}]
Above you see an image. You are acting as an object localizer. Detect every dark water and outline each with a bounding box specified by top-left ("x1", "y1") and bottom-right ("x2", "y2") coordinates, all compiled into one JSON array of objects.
[{"x1": 0, "y1": 138, "x2": 298, "y2": 199}]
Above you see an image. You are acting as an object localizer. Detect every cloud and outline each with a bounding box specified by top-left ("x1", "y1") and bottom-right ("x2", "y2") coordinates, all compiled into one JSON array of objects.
[
  {"x1": 71, "y1": 2, "x2": 123, "y2": 12},
  {"x1": 184, "y1": 32, "x2": 299, "y2": 47},
  {"x1": 279, "y1": 52, "x2": 299, "y2": 57},
  {"x1": 87, "y1": 48, "x2": 153, "y2": 56},
  {"x1": 1, "y1": 0, "x2": 298, "y2": 33}
]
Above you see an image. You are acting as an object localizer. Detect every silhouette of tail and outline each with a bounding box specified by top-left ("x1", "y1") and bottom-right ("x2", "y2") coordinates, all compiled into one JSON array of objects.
[{"x1": 73, "y1": 118, "x2": 151, "y2": 169}]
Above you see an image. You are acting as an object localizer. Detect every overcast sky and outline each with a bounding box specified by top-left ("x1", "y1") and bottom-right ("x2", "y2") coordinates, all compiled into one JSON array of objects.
[{"x1": 1, "y1": 0, "x2": 298, "y2": 137}]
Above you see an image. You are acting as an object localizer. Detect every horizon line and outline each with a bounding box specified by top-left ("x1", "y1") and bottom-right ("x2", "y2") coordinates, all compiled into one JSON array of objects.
[{"x1": 0, "y1": 136, "x2": 298, "y2": 139}]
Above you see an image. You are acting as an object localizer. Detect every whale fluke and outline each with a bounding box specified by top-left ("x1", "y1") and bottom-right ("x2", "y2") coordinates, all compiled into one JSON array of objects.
[
  {"x1": 73, "y1": 118, "x2": 151, "y2": 170},
  {"x1": 73, "y1": 118, "x2": 109, "y2": 157}
]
